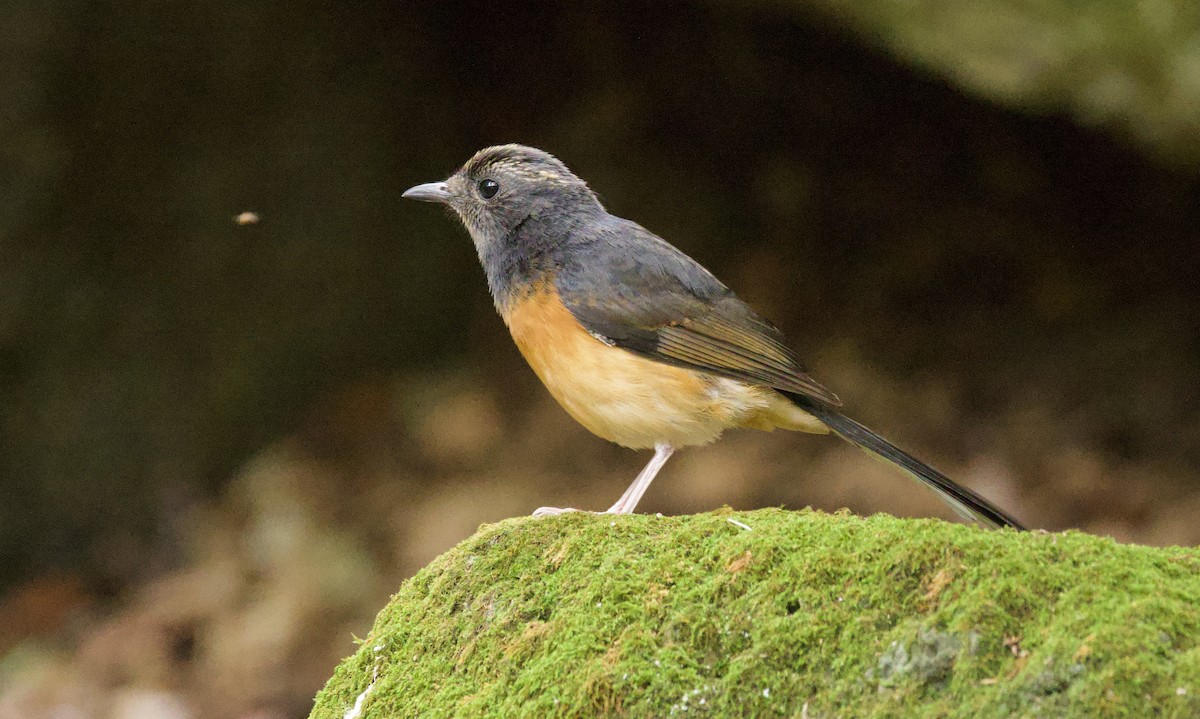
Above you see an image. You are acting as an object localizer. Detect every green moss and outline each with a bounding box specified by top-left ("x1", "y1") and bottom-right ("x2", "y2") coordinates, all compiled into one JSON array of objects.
[{"x1": 310, "y1": 509, "x2": 1200, "y2": 718}]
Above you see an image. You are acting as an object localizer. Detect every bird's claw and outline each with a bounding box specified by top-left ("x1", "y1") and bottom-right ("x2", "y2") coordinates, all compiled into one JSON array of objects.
[{"x1": 532, "y1": 506, "x2": 582, "y2": 517}]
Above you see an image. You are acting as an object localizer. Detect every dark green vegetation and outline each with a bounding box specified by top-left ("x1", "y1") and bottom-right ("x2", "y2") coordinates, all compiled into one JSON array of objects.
[
  {"x1": 311, "y1": 510, "x2": 1200, "y2": 718},
  {"x1": 808, "y1": 0, "x2": 1200, "y2": 164}
]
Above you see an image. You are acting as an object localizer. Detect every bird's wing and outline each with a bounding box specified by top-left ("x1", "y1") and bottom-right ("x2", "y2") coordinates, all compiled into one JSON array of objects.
[{"x1": 557, "y1": 218, "x2": 841, "y2": 406}]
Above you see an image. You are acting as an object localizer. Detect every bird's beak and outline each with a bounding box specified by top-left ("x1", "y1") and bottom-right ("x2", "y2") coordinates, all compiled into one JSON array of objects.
[{"x1": 402, "y1": 181, "x2": 452, "y2": 203}]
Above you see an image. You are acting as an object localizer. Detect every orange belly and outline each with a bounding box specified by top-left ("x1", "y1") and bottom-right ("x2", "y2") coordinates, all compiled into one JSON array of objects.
[{"x1": 502, "y1": 285, "x2": 828, "y2": 449}]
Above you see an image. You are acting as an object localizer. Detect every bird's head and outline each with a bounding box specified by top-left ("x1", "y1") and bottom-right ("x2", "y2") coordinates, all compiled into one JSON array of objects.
[{"x1": 403, "y1": 144, "x2": 602, "y2": 254}]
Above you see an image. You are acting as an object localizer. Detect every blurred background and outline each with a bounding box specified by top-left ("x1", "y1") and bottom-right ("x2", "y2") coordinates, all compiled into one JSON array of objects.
[{"x1": 2, "y1": 0, "x2": 1199, "y2": 716}]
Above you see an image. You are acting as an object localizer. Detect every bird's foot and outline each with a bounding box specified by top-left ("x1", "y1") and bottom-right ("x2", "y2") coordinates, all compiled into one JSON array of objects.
[
  {"x1": 532, "y1": 506, "x2": 638, "y2": 517},
  {"x1": 531, "y1": 506, "x2": 583, "y2": 517}
]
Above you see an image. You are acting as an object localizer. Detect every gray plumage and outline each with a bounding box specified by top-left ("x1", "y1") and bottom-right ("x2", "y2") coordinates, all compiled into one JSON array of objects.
[{"x1": 402, "y1": 144, "x2": 1025, "y2": 530}]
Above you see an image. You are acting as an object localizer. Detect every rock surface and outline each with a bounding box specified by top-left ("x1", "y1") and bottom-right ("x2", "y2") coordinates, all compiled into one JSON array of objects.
[{"x1": 310, "y1": 509, "x2": 1200, "y2": 718}]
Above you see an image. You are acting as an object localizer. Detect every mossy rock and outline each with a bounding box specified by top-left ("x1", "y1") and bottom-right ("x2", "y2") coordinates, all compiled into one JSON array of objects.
[{"x1": 310, "y1": 509, "x2": 1200, "y2": 718}]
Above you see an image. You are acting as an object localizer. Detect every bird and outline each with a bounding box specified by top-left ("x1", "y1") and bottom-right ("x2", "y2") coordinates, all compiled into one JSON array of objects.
[{"x1": 402, "y1": 144, "x2": 1025, "y2": 530}]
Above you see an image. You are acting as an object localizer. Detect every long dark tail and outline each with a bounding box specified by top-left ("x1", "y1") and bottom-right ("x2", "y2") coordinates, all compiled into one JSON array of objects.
[{"x1": 788, "y1": 394, "x2": 1026, "y2": 530}]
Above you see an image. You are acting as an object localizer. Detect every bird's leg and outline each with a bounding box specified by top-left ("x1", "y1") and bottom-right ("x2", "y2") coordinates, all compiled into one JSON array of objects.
[
  {"x1": 605, "y1": 443, "x2": 675, "y2": 514},
  {"x1": 532, "y1": 443, "x2": 676, "y2": 517}
]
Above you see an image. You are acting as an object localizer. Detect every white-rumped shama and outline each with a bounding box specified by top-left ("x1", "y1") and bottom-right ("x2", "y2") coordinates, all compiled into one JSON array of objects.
[{"x1": 403, "y1": 145, "x2": 1024, "y2": 530}]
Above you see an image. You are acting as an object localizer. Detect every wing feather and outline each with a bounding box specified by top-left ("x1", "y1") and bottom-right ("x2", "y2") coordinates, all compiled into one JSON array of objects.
[{"x1": 557, "y1": 219, "x2": 841, "y2": 407}]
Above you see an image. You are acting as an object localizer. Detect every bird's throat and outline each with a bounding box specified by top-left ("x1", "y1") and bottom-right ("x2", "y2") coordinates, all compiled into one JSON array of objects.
[{"x1": 479, "y1": 216, "x2": 563, "y2": 315}]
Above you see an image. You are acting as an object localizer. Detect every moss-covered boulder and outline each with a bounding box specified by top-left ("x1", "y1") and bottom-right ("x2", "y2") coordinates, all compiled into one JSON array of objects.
[{"x1": 310, "y1": 509, "x2": 1199, "y2": 718}]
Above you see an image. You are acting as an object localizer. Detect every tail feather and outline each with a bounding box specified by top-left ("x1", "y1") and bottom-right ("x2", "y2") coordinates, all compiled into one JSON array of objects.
[{"x1": 788, "y1": 394, "x2": 1025, "y2": 530}]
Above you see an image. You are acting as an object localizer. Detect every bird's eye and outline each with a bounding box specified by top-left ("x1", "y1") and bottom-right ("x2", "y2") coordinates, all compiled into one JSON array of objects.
[{"x1": 478, "y1": 179, "x2": 499, "y2": 199}]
